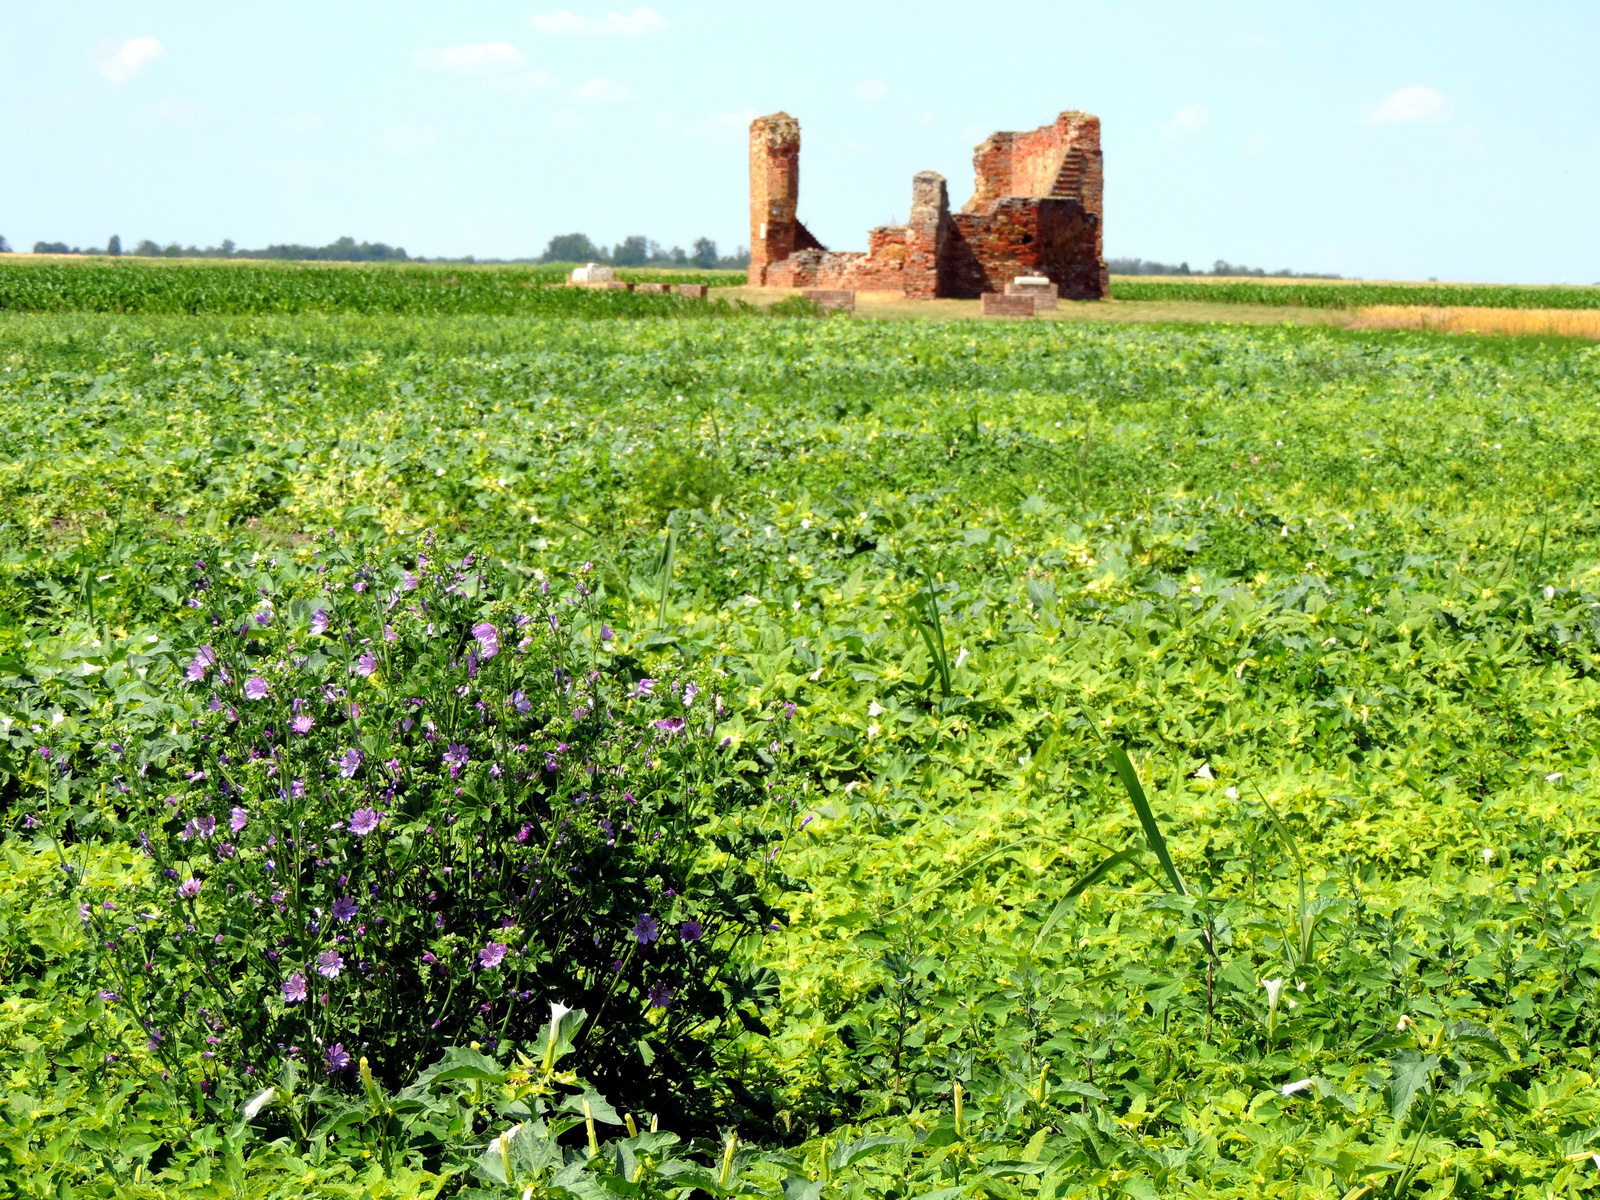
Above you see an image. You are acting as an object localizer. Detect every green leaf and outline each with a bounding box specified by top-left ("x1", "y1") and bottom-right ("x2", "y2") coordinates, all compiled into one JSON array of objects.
[
  {"x1": 1063, "y1": 846, "x2": 1144, "y2": 899},
  {"x1": 1387, "y1": 1052, "x2": 1439, "y2": 1121},
  {"x1": 1109, "y1": 747, "x2": 1187, "y2": 897}
]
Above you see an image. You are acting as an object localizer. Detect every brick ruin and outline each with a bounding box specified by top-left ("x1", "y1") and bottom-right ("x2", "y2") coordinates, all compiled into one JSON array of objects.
[{"x1": 748, "y1": 110, "x2": 1107, "y2": 301}]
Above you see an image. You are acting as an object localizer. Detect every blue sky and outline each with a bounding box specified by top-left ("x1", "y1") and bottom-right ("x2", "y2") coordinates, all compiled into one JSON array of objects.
[{"x1": 4, "y1": 1, "x2": 1597, "y2": 281}]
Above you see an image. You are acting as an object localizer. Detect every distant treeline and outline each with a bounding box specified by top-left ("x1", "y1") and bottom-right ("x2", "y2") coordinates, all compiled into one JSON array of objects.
[
  {"x1": 1110, "y1": 256, "x2": 1344, "y2": 279},
  {"x1": 540, "y1": 233, "x2": 750, "y2": 271},
  {"x1": 5, "y1": 232, "x2": 751, "y2": 270}
]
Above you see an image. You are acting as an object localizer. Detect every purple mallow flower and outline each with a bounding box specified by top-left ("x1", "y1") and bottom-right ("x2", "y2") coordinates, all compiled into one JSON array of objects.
[
  {"x1": 283, "y1": 972, "x2": 308, "y2": 1004},
  {"x1": 443, "y1": 743, "x2": 470, "y2": 778},
  {"x1": 512, "y1": 689, "x2": 531, "y2": 713},
  {"x1": 349, "y1": 807, "x2": 382, "y2": 836},
  {"x1": 291, "y1": 715, "x2": 314, "y2": 735},
  {"x1": 653, "y1": 717, "x2": 686, "y2": 735},
  {"x1": 354, "y1": 653, "x2": 378, "y2": 678},
  {"x1": 647, "y1": 982, "x2": 675, "y2": 1010},
  {"x1": 310, "y1": 610, "x2": 330, "y2": 636},
  {"x1": 632, "y1": 913, "x2": 659, "y2": 944},
  {"x1": 326, "y1": 1043, "x2": 351, "y2": 1072},
  {"x1": 472, "y1": 622, "x2": 501, "y2": 659},
  {"x1": 332, "y1": 897, "x2": 358, "y2": 922},
  {"x1": 316, "y1": 950, "x2": 343, "y2": 979},
  {"x1": 478, "y1": 941, "x2": 508, "y2": 969},
  {"x1": 243, "y1": 677, "x2": 268, "y2": 701},
  {"x1": 185, "y1": 644, "x2": 217, "y2": 683},
  {"x1": 178, "y1": 877, "x2": 202, "y2": 899},
  {"x1": 338, "y1": 748, "x2": 362, "y2": 778},
  {"x1": 680, "y1": 920, "x2": 704, "y2": 943},
  {"x1": 230, "y1": 806, "x2": 249, "y2": 833}
]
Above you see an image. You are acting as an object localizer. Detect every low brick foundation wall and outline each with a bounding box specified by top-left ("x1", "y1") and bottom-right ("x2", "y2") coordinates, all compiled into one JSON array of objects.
[{"x1": 981, "y1": 293, "x2": 1035, "y2": 317}]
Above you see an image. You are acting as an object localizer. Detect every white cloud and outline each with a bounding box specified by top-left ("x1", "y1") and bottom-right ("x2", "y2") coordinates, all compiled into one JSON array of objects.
[
  {"x1": 145, "y1": 96, "x2": 208, "y2": 127},
  {"x1": 379, "y1": 124, "x2": 437, "y2": 156},
  {"x1": 684, "y1": 107, "x2": 758, "y2": 143},
  {"x1": 853, "y1": 80, "x2": 888, "y2": 102},
  {"x1": 279, "y1": 111, "x2": 322, "y2": 132},
  {"x1": 413, "y1": 42, "x2": 557, "y2": 95},
  {"x1": 89, "y1": 36, "x2": 163, "y2": 84},
  {"x1": 1361, "y1": 86, "x2": 1451, "y2": 126},
  {"x1": 571, "y1": 76, "x2": 629, "y2": 103},
  {"x1": 531, "y1": 7, "x2": 668, "y2": 36},
  {"x1": 1163, "y1": 104, "x2": 1209, "y2": 137},
  {"x1": 549, "y1": 107, "x2": 588, "y2": 133}
]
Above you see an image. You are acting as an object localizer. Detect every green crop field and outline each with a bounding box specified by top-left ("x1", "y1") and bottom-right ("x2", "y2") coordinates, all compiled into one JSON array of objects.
[
  {"x1": 1, "y1": 303, "x2": 1599, "y2": 1199},
  {"x1": 1109, "y1": 277, "x2": 1600, "y2": 311},
  {"x1": 0, "y1": 259, "x2": 745, "y2": 317}
]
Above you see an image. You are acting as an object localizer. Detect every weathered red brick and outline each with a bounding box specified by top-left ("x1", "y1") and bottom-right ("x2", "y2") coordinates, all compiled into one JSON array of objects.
[
  {"x1": 676, "y1": 284, "x2": 708, "y2": 299},
  {"x1": 981, "y1": 293, "x2": 1035, "y2": 317},
  {"x1": 749, "y1": 110, "x2": 1106, "y2": 301},
  {"x1": 801, "y1": 289, "x2": 856, "y2": 310}
]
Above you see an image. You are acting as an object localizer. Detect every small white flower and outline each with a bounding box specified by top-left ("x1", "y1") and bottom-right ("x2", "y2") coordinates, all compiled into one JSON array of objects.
[
  {"x1": 1545, "y1": 586, "x2": 1556, "y2": 600},
  {"x1": 490, "y1": 1123, "x2": 523, "y2": 1154},
  {"x1": 1396, "y1": 1014, "x2": 1412, "y2": 1031},
  {"x1": 1224, "y1": 786, "x2": 1238, "y2": 800},
  {"x1": 867, "y1": 700, "x2": 885, "y2": 717},
  {"x1": 954, "y1": 647, "x2": 970, "y2": 668},
  {"x1": 866, "y1": 723, "x2": 880, "y2": 739},
  {"x1": 1194, "y1": 762, "x2": 1214, "y2": 780},
  {"x1": 1262, "y1": 978, "x2": 1285, "y2": 1009},
  {"x1": 1481, "y1": 847, "x2": 1495, "y2": 864},
  {"x1": 550, "y1": 1000, "x2": 573, "y2": 1027},
  {"x1": 1280, "y1": 1078, "x2": 1314, "y2": 1097},
  {"x1": 242, "y1": 1087, "x2": 276, "y2": 1119},
  {"x1": 1546, "y1": 772, "x2": 1562, "y2": 783}
]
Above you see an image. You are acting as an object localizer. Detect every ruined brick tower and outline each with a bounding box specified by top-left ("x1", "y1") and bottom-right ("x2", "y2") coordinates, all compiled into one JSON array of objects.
[{"x1": 747, "y1": 109, "x2": 1107, "y2": 300}]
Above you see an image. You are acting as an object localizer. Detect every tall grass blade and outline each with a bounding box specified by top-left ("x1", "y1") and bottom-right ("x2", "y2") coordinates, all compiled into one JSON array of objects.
[
  {"x1": 1062, "y1": 846, "x2": 1145, "y2": 900},
  {"x1": 655, "y1": 527, "x2": 676, "y2": 630},
  {"x1": 1254, "y1": 786, "x2": 1312, "y2": 962},
  {"x1": 1109, "y1": 746, "x2": 1188, "y2": 897}
]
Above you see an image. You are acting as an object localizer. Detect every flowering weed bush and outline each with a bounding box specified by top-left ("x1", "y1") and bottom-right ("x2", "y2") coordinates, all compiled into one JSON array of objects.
[{"x1": 80, "y1": 548, "x2": 800, "y2": 1120}]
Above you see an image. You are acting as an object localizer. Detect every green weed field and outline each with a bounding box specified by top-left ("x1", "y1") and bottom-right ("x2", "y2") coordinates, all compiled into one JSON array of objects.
[
  {"x1": 2, "y1": 307, "x2": 1599, "y2": 1198},
  {"x1": 1108, "y1": 278, "x2": 1600, "y2": 311}
]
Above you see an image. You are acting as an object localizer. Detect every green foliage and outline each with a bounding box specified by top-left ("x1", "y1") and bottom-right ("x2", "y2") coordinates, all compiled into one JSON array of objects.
[
  {"x1": 0, "y1": 312, "x2": 1598, "y2": 1195},
  {"x1": 0, "y1": 260, "x2": 745, "y2": 316},
  {"x1": 1111, "y1": 277, "x2": 1600, "y2": 309},
  {"x1": 768, "y1": 296, "x2": 830, "y2": 319}
]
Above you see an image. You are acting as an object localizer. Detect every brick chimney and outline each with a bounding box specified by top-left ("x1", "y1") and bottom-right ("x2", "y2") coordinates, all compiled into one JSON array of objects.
[{"x1": 748, "y1": 113, "x2": 801, "y2": 286}]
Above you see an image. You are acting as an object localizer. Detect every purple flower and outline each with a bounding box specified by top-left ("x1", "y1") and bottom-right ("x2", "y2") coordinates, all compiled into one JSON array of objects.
[
  {"x1": 683, "y1": 682, "x2": 699, "y2": 707},
  {"x1": 511, "y1": 689, "x2": 531, "y2": 713},
  {"x1": 478, "y1": 941, "x2": 508, "y2": 969},
  {"x1": 316, "y1": 950, "x2": 343, "y2": 979},
  {"x1": 600, "y1": 624, "x2": 614, "y2": 642},
  {"x1": 348, "y1": 807, "x2": 382, "y2": 837},
  {"x1": 98, "y1": 989, "x2": 118, "y2": 1002},
  {"x1": 291, "y1": 778, "x2": 306, "y2": 799},
  {"x1": 680, "y1": 920, "x2": 704, "y2": 943},
  {"x1": 401, "y1": 571, "x2": 419, "y2": 592},
  {"x1": 632, "y1": 913, "x2": 659, "y2": 944},
  {"x1": 352, "y1": 580, "x2": 367, "y2": 594},
  {"x1": 472, "y1": 622, "x2": 501, "y2": 659},
  {"x1": 178, "y1": 877, "x2": 202, "y2": 899},
  {"x1": 653, "y1": 717, "x2": 686, "y2": 735},
  {"x1": 243, "y1": 677, "x2": 269, "y2": 701},
  {"x1": 283, "y1": 973, "x2": 308, "y2": 1004},
  {"x1": 354, "y1": 653, "x2": 378, "y2": 678},
  {"x1": 338, "y1": 749, "x2": 362, "y2": 778},
  {"x1": 230, "y1": 806, "x2": 249, "y2": 833},
  {"x1": 443, "y1": 743, "x2": 470, "y2": 778},
  {"x1": 291, "y1": 715, "x2": 314, "y2": 735},
  {"x1": 310, "y1": 609, "x2": 330, "y2": 636},
  {"x1": 632, "y1": 678, "x2": 655, "y2": 698},
  {"x1": 646, "y1": 982, "x2": 675, "y2": 1010},
  {"x1": 332, "y1": 897, "x2": 358, "y2": 922},
  {"x1": 186, "y1": 644, "x2": 217, "y2": 683},
  {"x1": 326, "y1": 1043, "x2": 352, "y2": 1072},
  {"x1": 253, "y1": 602, "x2": 273, "y2": 626}
]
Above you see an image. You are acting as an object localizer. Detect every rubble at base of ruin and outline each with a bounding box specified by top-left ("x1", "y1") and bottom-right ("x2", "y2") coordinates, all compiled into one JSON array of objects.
[{"x1": 747, "y1": 110, "x2": 1108, "y2": 301}]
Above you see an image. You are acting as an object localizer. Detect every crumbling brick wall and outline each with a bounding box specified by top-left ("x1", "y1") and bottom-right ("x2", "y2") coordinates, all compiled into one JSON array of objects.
[{"x1": 749, "y1": 110, "x2": 1106, "y2": 300}]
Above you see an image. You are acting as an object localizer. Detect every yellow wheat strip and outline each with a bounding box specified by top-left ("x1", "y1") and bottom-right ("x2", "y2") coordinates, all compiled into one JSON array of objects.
[{"x1": 1351, "y1": 305, "x2": 1600, "y2": 339}]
